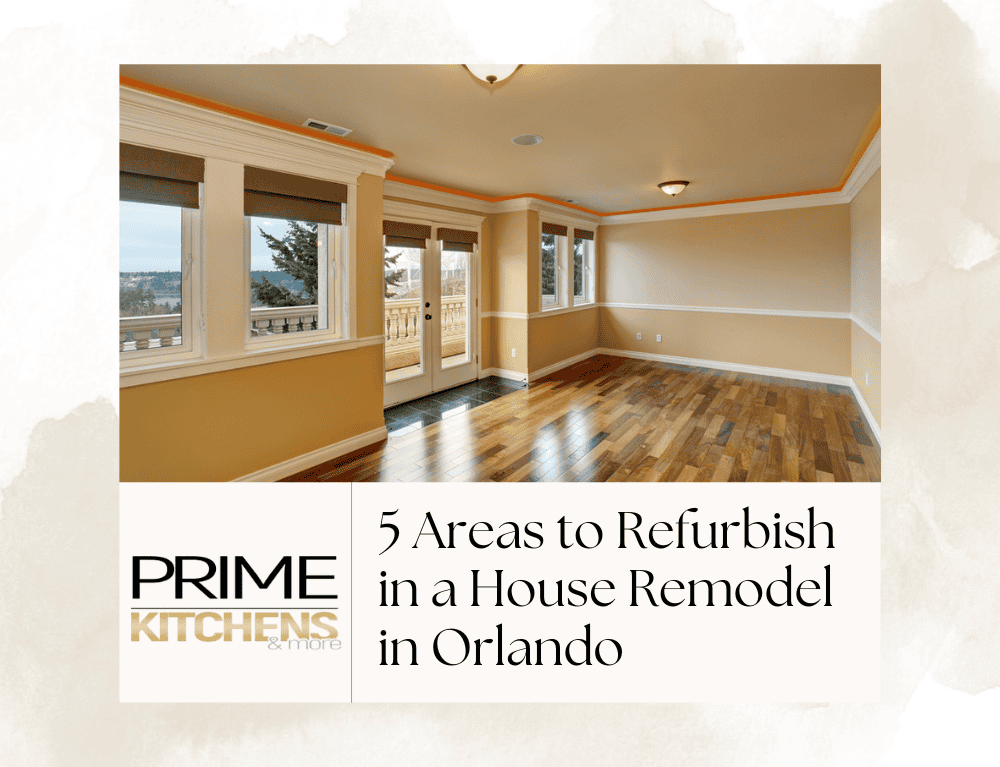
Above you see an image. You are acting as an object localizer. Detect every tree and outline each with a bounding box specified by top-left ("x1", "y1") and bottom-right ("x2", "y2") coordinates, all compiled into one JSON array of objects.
[
  {"x1": 251, "y1": 220, "x2": 317, "y2": 306},
  {"x1": 384, "y1": 247, "x2": 406, "y2": 299},
  {"x1": 250, "y1": 220, "x2": 410, "y2": 305},
  {"x1": 541, "y1": 234, "x2": 556, "y2": 298}
]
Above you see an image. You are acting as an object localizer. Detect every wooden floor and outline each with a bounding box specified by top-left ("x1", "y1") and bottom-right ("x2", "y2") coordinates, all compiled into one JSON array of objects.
[{"x1": 284, "y1": 354, "x2": 880, "y2": 482}]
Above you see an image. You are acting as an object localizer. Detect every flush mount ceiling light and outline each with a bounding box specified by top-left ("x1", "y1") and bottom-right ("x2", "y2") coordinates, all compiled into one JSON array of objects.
[
  {"x1": 512, "y1": 134, "x2": 543, "y2": 146},
  {"x1": 464, "y1": 64, "x2": 520, "y2": 85},
  {"x1": 658, "y1": 180, "x2": 690, "y2": 196}
]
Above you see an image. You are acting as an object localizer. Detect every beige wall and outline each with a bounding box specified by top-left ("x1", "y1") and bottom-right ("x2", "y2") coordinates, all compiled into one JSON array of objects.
[
  {"x1": 491, "y1": 317, "x2": 528, "y2": 374},
  {"x1": 121, "y1": 345, "x2": 385, "y2": 481},
  {"x1": 529, "y1": 307, "x2": 599, "y2": 373},
  {"x1": 851, "y1": 170, "x2": 881, "y2": 333},
  {"x1": 490, "y1": 211, "x2": 530, "y2": 314},
  {"x1": 600, "y1": 205, "x2": 851, "y2": 312},
  {"x1": 850, "y1": 169, "x2": 881, "y2": 427},
  {"x1": 851, "y1": 323, "x2": 881, "y2": 426},
  {"x1": 599, "y1": 308, "x2": 852, "y2": 377}
]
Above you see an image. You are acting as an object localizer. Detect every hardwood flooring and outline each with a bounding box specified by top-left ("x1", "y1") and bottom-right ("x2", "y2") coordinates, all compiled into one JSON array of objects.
[{"x1": 283, "y1": 354, "x2": 880, "y2": 483}]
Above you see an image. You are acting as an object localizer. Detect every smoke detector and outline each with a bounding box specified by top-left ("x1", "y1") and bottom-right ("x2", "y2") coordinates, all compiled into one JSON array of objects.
[
  {"x1": 512, "y1": 134, "x2": 543, "y2": 146},
  {"x1": 302, "y1": 119, "x2": 353, "y2": 137}
]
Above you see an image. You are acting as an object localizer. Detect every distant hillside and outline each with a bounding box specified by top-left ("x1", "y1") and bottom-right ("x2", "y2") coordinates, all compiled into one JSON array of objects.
[{"x1": 119, "y1": 271, "x2": 305, "y2": 307}]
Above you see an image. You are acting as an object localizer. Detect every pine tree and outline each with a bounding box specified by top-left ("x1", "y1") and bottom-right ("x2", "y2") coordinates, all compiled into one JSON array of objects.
[
  {"x1": 541, "y1": 234, "x2": 556, "y2": 298},
  {"x1": 384, "y1": 247, "x2": 406, "y2": 299},
  {"x1": 251, "y1": 220, "x2": 318, "y2": 306}
]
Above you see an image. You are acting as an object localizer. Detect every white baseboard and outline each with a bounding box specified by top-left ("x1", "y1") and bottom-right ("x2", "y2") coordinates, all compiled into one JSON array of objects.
[
  {"x1": 233, "y1": 425, "x2": 389, "y2": 482},
  {"x1": 848, "y1": 380, "x2": 881, "y2": 447},
  {"x1": 595, "y1": 347, "x2": 881, "y2": 447},
  {"x1": 528, "y1": 349, "x2": 602, "y2": 382},
  {"x1": 481, "y1": 367, "x2": 528, "y2": 383},
  {"x1": 595, "y1": 347, "x2": 854, "y2": 386}
]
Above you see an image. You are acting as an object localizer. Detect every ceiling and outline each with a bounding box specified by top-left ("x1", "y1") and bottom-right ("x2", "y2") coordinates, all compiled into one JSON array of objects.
[{"x1": 120, "y1": 65, "x2": 880, "y2": 214}]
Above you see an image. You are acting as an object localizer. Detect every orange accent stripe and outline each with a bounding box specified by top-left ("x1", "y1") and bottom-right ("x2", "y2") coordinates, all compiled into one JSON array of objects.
[{"x1": 120, "y1": 76, "x2": 395, "y2": 160}]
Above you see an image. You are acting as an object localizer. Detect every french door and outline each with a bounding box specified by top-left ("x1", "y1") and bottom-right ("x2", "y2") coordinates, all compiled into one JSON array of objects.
[{"x1": 384, "y1": 232, "x2": 478, "y2": 407}]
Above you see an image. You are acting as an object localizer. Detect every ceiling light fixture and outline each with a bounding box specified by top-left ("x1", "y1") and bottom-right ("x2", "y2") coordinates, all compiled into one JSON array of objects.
[
  {"x1": 658, "y1": 180, "x2": 689, "y2": 196},
  {"x1": 465, "y1": 65, "x2": 520, "y2": 85},
  {"x1": 512, "y1": 134, "x2": 543, "y2": 146}
]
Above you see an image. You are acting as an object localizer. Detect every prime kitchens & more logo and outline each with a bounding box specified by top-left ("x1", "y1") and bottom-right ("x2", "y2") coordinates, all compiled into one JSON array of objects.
[{"x1": 129, "y1": 554, "x2": 343, "y2": 650}]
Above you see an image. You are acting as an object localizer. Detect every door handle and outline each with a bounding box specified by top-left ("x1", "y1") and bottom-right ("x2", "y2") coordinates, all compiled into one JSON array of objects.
[{"x1": 425, "y1": 314, "x2": 432, "y2": 320}]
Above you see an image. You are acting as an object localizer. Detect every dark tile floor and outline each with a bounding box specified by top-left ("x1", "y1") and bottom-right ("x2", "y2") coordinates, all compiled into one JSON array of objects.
[{"x1": 384, "y1": 376, "x2": 527, "y2": 436}]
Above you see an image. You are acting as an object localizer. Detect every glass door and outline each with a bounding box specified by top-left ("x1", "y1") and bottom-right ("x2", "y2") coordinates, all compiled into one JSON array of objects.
[{"x1": 383, "y1": 231, "x2": 478, "y2": 407}]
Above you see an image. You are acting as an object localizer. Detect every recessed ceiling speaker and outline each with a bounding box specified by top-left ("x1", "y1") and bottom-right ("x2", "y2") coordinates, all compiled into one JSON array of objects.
[{"x1": 512, "y1": 134, "x2": 543, "y2": 146}]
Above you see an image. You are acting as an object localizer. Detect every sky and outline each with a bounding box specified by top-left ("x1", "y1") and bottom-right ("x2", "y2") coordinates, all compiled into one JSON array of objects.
[{"x1": 119, "y1": 201, "x2": 291, "y2": 272}]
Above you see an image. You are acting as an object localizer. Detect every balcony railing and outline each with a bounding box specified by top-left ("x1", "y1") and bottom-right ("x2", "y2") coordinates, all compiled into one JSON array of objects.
[{"x1": 120, "y1": 298, "x2": 468, "y2": 371}]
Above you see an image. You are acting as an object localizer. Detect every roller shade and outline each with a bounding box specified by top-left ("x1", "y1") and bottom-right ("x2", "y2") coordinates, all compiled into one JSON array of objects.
[
  {"x1": 384, "y1": 220, "x2": 431, "y2": 249},
  {"x1": 244, "y1": 166, "x2": 346, "y2": 226},
  {"x1": 120, "y1": 143, "x2": 204, "y2": 209},
  {"x1": 438, "y1": 227, "x2": 478, "y2": 253},
  {"x1": 542, "y1": 222, "x2": 568, "y2": 236},
  {"x1": 574, "y1": 229, "x2": 595, "y2": 241}
]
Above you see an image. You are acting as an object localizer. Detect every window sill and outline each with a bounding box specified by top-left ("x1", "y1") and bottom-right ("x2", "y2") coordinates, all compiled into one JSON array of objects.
[
  {"x1": 120, "y1": 334, "x2": 384, "y2": 388},
  {"x1": 531, "y1": 303, "x2": 599, "y2": 319}
]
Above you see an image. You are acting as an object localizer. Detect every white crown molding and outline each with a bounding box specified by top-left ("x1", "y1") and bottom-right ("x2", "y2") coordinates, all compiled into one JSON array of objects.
[
  {"x1": 600, "y1": 302, "x2": 851, "y2": 320},
  {"x1": 841, "y1": 129, "x2": 881, "y2": 201},
  {"x1": 382, "y1": 198, "x2": 484, "y2": 227},
  {"x1": 233, "y1": 425, "x2": 388, "y2": 481},
  {"x1": 601, "y1": 190, "x2": 851, "y2": 226},
  {"x1": 383, "y1": 179, "x2": 493, "y2": 214},
  {"x1": 851, "y1": 314, "x2": 881, "y2": 344},
  {"x1": 121, "y1": 86, "x2": 395, "y2": 182}
]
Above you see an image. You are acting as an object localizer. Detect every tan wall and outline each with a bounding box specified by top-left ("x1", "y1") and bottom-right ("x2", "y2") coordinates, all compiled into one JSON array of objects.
[
  {"x1": 525, "y1": 210, "x2": 541, "y2": 314},
  {"x1": 850, "y1": 169, "x2": 881, "y2": 333},
  {"x1": 850, "y1": 169, "x2": 881, "y2": 428},
  {"x1": 120, "y1": 345, "x2": 385, "y2": 482},
  {"x1": 528, "y1": 307, "x2": 599, "y2": 373},
  {"x1": 490, "y1": 211, "x2": 529, "y2": 314},
  {"x1": 851, "y1": 323, "x2": 881, "y2": 427},
  {"x1": 600, "y1": 205, "x2": 851, "y2": 313},
  {"x1": 490, "y1": 317, "x2": 528, "y2": 375},
  {"x1": 598, "y1": 307, "x2": 852, "y2": 378}
]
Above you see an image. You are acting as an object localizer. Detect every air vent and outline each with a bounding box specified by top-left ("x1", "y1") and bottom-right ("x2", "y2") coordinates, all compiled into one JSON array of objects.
[
  {"x1": 512, "y1": 134, "x2": 543, "y2": 146},
  {"x1": 302, "y1": 119, "x2": 353, "y2": 137}
]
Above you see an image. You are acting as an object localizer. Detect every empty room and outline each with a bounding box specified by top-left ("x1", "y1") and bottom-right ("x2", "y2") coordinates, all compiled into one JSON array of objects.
[{"x1": 118, "y1": 64, "x2": 881, "y2": 482}]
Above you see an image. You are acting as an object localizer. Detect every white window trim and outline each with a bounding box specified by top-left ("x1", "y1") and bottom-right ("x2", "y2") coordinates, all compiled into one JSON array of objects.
[
  {"x1": 120, "y1": 86, "x2": 389, "y2": 388},
  {"x1": 119, "y1": 201, "x2": 204, "y2": 370}
]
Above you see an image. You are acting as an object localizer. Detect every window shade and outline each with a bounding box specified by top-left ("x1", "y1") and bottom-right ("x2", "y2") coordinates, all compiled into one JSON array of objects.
[
  {"x1": 574, "y1": 229, "x2": 595, "y2": 241},
  {"x1": 244, "y1": 166, "x2": 346, "y2": 226},
  {"x1": 542, "y1": 222, "x2": 568, "y2": 236},
  {"x1": 438, "y1": 227, "x2": 478, "y2": 253},
  {"x1": 383, "y1": 220, "x2": 431, "y2": 249},
  {"x1": 120, "y1": 143, "x2": 204, "y2": 209}
]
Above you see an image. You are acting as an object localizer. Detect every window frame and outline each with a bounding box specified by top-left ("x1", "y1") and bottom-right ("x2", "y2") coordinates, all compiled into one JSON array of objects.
[
  {"x1": 573, "y1": 233, "x2": 596, "y2": 306},
  {"x1": 243, "y1": 212, "x2": 348, "y2": 351},
  {"x1": 540, "y1": 225, "x2": 568, "y2": 312},
  {"x1": 119, "y1": 195, "x2": 204, "y2": 369}
]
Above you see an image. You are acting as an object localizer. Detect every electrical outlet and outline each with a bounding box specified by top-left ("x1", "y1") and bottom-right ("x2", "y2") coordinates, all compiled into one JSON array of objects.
[
  {"x1": 512, "y1": 348, "x2": 516, "y2": 358},
  {"x1": 637, "y1": 332, "x2": 642, "y2": 341},
  {"x1": 656, "y1": 334, "x2": 662, "y2": 343}
]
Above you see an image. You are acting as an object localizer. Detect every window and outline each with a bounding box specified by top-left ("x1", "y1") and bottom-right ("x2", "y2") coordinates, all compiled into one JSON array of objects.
[
  {"x1": 574, "y1": 229, "x2": 595, "y2": 305},
  {"x1": 244, "y1": 166, "x2": 347, "y2": 346},
  {"x1": 541, "y1": 222, "x2": 568, "y2": 309},
  {"x1": 119, "y1": 143, "x2": 202, "y2": 361}
]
